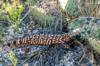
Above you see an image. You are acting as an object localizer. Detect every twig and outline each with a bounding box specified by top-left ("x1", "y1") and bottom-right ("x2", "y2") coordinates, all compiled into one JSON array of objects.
[
  {"x1": 75, "y1": 43, "x2": 86, "y2": 65},
  {"x1": 18, "y1": 50, "x2": 48, "y2": 66},
  {"x1": 20, "y1": 9, "x2": 31, "y2": 22}
]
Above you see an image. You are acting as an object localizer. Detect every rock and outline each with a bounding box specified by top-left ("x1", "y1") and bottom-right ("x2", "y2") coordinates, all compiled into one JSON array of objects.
[
  {"x1": 7, "y1": 64, "x2": 13, "y2": 66},
  {"x1": 96, "y1": 19, "x2": 100, "y2": 25},
  {"x1": 0, "y1": 64, "x2": 2, "y2": 66},
  {"x1": 23, "y1": 63, "x2": 29, "y2": 66},
  {"x1": 59, "y1": 0, "x2": 68, "y2": 9},
  {"x1": 24, "y1": 45, "x2": 85, "y2": 66}
]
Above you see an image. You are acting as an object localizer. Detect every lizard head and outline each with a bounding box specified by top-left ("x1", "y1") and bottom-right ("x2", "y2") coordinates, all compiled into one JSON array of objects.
[{"x1": 6, "y1": 40, "x2": 16, "y2": 48}]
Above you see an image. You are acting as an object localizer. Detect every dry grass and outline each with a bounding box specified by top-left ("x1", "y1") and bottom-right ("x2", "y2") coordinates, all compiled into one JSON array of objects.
[
  {"x1": 77, "y1": 0, "x2": 100, "y2": 17},
  {"x1": 88, "y1": 38, "x2": 100, "y2": 54}
]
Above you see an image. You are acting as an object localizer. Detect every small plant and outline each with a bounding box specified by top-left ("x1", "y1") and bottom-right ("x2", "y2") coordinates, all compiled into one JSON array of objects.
[
  {"x1": 88, "y1": 38, "x2": 100, "y2": 54},
  {"x1": 0, "y1": 25, "x2": 6, "y2": 44},
  {"x1": 1, "y1": 1, "x2": 24, "y2": 31},
  {"x1": 65, "y1": 0, "x2": 79, "y2": 18},
  {"x1": 31, "y1": 7, "x2": 53, "y2": 28},
  {"x1": 68, "y1": 18, "x2": 100, "y2": 54},
  {"x1": 27, "y1": 0, "x2": 37, "y2": 6},
  {"x1": 7, "y1": 51, "x2": 18, "y2": 66}
]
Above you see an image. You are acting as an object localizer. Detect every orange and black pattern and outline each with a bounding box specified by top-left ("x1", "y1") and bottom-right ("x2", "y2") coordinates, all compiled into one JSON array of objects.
[{"x1": 7, "y1": 31, "x2": 80, "y2": 48}]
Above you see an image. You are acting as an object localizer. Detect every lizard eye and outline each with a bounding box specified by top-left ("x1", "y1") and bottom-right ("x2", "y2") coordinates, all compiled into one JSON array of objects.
[
  {"x1": 7, "y1": 43, "x2": 11, "y2": 47},
  {"x1": 13, "y1": 40, "x2": 16, "y2": 44}
]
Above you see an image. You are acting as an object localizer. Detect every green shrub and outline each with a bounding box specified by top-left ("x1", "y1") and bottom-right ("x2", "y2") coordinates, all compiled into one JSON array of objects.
[
  {"x1": 1, "y1": 2, "x2": 24, "y2": 31},
  {"x1": 31, "y1": 8, "x2": 53, "y2": 28},
  {"x1": 68, "y1": 18, "x2": 100, "y2": 53},
  {"x1": 7, "y1": 51, "x2": 18, "y2": 66},
  {"x1": 0, "y1": 26, "x2": 6, "y2": 44},
  {"x1": 26, "y1": 0, "x2": 37, "y2": 5},
  {"x1": 65, "y1": 0, "x2": 79, "y2": 17}
]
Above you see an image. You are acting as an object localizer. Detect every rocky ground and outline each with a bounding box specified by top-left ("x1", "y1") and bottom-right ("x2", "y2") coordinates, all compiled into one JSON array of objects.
[
  {"x1": 0, "y1": 0, "x2": 100, "y2": 66},
  {"x1": 0, "y1": 28, "x2": 99, "y2": 66}
]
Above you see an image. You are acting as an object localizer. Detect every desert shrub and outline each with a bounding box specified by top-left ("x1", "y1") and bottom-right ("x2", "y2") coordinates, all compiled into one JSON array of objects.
[
  {"x1": 31, "y1": 7, "x2": 53, "y2": 28},
  {"x1": 68, "y1": 18, "x2": 100, "y2": 53},
  {"x1": 1, "y1": 1, "x2": 24, "y2": 31},
  {"x1": 65, "y1": 0, "x2": 79, "y2": 18},
  {"x1": 26, "y1": 0, "x2": 37, "y2": 5},
  {"x1": 7, "y1": 51, "x2": 18, "y2": 66}
]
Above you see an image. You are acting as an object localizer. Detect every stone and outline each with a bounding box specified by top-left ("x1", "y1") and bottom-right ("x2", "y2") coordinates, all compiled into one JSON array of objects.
[
  {"x1": 0, "y1": 64, "x2": 2, "y2": 66},
  {"x1": 59, "y1": 0, "x2": 68, "y2": 9},
  {"x1": 23, "y1": 63, "x2": 29, "y2": 66}
]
